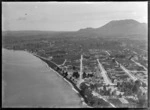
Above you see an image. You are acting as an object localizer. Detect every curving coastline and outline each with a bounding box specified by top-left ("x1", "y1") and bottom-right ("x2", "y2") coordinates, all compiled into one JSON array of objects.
[
  {"x1": 33, "y1": 54, "x2": 92, "y2": 108},
  {"x1": 2, "y1": 48, "x2": 86, "y2": 108},
  {"x1": 3, "y1": 48, "x2": 112, "y2": 108}
]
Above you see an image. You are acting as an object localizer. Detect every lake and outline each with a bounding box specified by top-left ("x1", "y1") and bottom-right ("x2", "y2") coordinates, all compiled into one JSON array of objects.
[{"x1": 2, "y1": 48, "x2": 83, "y2": 108}]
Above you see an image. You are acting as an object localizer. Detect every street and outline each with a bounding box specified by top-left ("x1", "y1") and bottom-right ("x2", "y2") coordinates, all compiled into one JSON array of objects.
[{"x1": 97, "y1": 59, "x2": 114, "y2": 85}]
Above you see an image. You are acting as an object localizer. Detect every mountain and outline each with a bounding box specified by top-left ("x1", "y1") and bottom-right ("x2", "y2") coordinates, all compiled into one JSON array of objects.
[
  {"x1": 3, "y1": 19, "x2": 147, "y2": 40},
  {"x1": 78, "y1": 19, "x2": 147, "y2": 39}
]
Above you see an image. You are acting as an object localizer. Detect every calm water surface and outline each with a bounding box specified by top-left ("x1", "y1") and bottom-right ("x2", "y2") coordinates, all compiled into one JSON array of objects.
[{"x1": 2, "y1": 49, "x2": 83, "y2": 108}]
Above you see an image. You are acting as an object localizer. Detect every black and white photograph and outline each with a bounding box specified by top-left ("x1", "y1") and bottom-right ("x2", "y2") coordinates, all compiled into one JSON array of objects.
[{"x1": 2, "y1": 2, "x2": 148, "y2": 108}]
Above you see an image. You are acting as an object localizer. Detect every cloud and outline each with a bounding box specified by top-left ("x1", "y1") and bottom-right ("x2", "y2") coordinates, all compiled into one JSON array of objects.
[{"x1": 17, "y1": 17, "x2": 27, "y2": 21}]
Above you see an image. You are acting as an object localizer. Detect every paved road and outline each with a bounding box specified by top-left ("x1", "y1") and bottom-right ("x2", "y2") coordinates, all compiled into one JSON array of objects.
[
  {"x1": 97, "y1": 59, "x2": 129, "y2": 104},
  {"x1": 97, "y1": 59, "x2": 114, "y2": 85},
  {"x1": 105, "y1": 49, "x2": 147, "y2": 84},
  {"x1": 105, "y1": 50, "x2": 147, "y2": 86},
  {"x1": 118, "y1": 61, "x2": 147, "y2": 86},
  {"x1": 78, "y1": 55, "x2": 84, "y2": 87},
  {"x1": 80, "y1": 55, "x2": 83, "y2": 78},
  {"x1": 131, "y1": 59, "x2": 147, "y2": 71},
  {"x1": 119, "y1": 63, "x2": 137, "y2": 81},
  {"x1": 106, "y1": 50, "x2": 147, "y2": 91},
  {"x1": 101, "y1": 50, "x2": 143, "y2": 103}
]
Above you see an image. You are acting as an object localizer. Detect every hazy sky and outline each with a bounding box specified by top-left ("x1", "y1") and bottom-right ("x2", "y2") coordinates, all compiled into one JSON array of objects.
[{"x1": 2, "y1": 2, "x2": 148, "y2": 31}]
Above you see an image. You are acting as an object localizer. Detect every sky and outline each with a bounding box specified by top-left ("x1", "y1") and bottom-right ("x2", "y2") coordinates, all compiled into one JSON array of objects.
[{"x1": 2, "y1": 2, "x2": 148, "y2": 31}]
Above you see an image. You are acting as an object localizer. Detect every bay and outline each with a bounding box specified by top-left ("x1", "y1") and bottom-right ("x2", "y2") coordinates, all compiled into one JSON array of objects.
[{"x1": 2, "y1": 48, "x2": 83, "y2": 108}]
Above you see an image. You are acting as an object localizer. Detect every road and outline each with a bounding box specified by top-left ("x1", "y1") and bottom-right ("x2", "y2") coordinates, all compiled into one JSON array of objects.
[
  {"x1": 101, "y1": 50, "x2": 146, "y2": 102},
  {"x1": 119, "y1": 63, "x2": 137, "y2": 81},
  {"x1": 60, "y1": 59, "x2": 67, "y2": 66},
  {"x1": 138, "y1": 48, "x2": 147, "y2": 53},
  {"x1": 131, "y1": 72, "x2": 148, "y2": 86},
  {"x1": 115, "y1": 58, "x2": 147, "y2": 85},
  {"x1": 97, "y1": 59, "x2": 130, "y2": 103},
  {"x1": 130, "y1": 59, "x2": 148, "y2": 85},
  {"x1": 105, "y1": 49, "x2": 147, "y2": 84},
  {"x1": 131, "y1": 59, "x2": 147, "y2": 71},
  {"x1": 104, "y1": 50, "x2": 146, "y2": 84},
  {"x1": 105, "y1": 51, "x2": 110, "y2": 56},
  {"x1": 78, "y1": 55, "x2": 84, "y2": 87},
  {"x1": 92, "y1": 91, "x2": 116, "y2": 108},
  {"x1": 118, "y1": 62, "x2": 147, "y2": 87},
  {"x1": 97, "y1": 59, "x2": 114, "y2": 85}
]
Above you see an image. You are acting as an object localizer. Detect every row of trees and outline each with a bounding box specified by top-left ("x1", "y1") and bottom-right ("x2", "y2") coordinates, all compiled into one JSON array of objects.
[
  {"x1": 55, "y1": 66, "x2": 80, "y2": 84},
  {"x1": 82, "y1": 72, "x2": 94, "y2": 79}
]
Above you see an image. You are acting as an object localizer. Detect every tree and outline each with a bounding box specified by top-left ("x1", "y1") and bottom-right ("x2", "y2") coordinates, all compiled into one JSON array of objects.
[
  {"x1": 72, "y1": 72, "x2": 80, "y2": 79},
  {"x1": 134, "y1": 80, "x2": 141, "y2": 87},
  {"x1": 80, "y1": 82, "x2": 89, "y2": 95},
  {"x1": 64, "y1": 71, "x2": 68, "y2": 77},
  {"x1": 82, "y1": 72, "x2": 86, "y2": 79},
  {"x1": 107, "y1": 88, "x2": 111, "y2": 96},
  {"x1": 84, "y1": 88, "x2": 92, "y2": 98},
  {"x1": 132, "y1": 80, "x2": 141, "y2": 94},
  {"x1": 112, "y1": 91, "x2": 114, "y2": 96},
  {"x1": 90, "y1": 84, "x2": 97, "y2": 90},
  {"x1": 103, "y1": 85, "x2": 106, "y2": 92},
  {"x1": 88, "y1": 73, "x2": 93, "y2": 78},
  {"x1": 137, "y1": 90, "x2": 147, "y2": 107},
  {"x1": 119, "y1": 93, "x2": 122, "y2": 98},
  {"x1": 88, "y1": 97, "x2": 95, "y2": 106},
  {"x1": 112, "y1": 79, "x2": 114, "y2": 83},
  {"x1": 72, "y1": 66, "x2": 76, "y2": 70},
  {"x1": 117, "y1": 82, "x2": 120, "y2": 88},
  {"x1": 137, "y1": 66, "x2": 144, "y2": 71},
  {"x1": 80, "y1": 82, "x2": 88, "y2": 91}
]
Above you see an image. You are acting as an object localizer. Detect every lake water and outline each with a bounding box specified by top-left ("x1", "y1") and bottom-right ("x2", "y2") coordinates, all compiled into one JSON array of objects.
[{"x1": 2, "y1": 49, "x2": 83, "y2": 108}]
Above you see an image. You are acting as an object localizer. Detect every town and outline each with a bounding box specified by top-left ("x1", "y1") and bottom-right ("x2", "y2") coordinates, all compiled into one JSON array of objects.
[
  {"x1": 2, "y1": 1, "x2": 148, "y2": 108},
  {"x1": 3, "y1": 35, "x2": 147, "y2": 108}
]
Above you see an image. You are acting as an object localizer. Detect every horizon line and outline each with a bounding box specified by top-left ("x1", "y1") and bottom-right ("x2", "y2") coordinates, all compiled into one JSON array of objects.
[{"x1": 2, "y1": 19, "x2": 147, "y2": 32}]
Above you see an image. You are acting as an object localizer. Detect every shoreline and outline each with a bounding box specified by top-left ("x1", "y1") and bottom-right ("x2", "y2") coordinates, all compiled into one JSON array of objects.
[
  {"x1": 2, "y1": 48, "x2": 91, "y2": 108},
  {"x1": 3, "y1": 48, "x2": 113, "y2": 108},
  {"x1": 4, "y1": 48, "x2": 91, "y2": 108},
  {"x1": 33, "y1": 54, "x2": 92, "y2": 108}
]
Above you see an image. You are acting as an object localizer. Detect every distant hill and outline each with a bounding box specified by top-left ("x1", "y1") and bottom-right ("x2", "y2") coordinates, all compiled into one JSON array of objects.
[
  {"x1": 78, "y1": 19, "x2": 147, "y2": 39},
  {"x1": 2, "y1": 19, "x2": 147, "y2": 40},
  {"x1": 2, "y1": 30, "x2": 73, "y2": 38}
]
